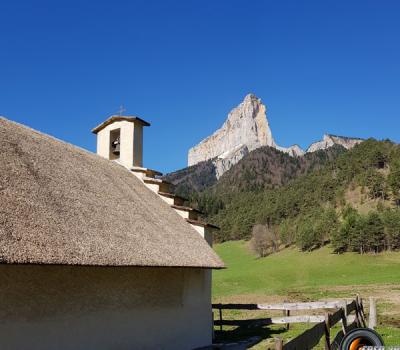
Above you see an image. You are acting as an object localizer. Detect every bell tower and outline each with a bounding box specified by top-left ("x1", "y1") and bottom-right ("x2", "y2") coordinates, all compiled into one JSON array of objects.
[{"x1": 92, "y1": 115, "x2": 150, "y2": 169}]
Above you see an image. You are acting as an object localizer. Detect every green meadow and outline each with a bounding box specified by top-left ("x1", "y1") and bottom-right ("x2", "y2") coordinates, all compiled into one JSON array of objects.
[{"x1": 212, "y1": 241, "x2": 400, "y2": 348}]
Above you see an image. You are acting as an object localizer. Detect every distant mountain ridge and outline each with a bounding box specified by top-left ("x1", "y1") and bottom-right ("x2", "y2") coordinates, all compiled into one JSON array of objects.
[
  {"x1": 188, "y1": 94, "x2": 363, "y2": 178},
  {"x1": 307, "y1": 134, "x2": 364, "y2": 153}
]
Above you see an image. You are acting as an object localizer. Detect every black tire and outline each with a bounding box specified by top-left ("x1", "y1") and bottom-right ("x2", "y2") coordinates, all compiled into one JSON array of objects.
[{"x1": 340, "y1": 328, "x2": 384, "y2": 350}]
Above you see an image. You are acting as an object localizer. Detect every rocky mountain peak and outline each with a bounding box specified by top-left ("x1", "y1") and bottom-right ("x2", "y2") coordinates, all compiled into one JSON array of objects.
[
  {"x1": 187, "y1": 94, "x2": 364, "y2": 178},
  {"x1": 188, "y1": 94, "x2": 275, "y2": 168},
  {"x1": 239, "y1": 92, "x2": 261, "y2": 102}
]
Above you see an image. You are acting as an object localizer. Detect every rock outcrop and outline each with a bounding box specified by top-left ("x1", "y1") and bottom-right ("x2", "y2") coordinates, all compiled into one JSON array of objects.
[
  {"x1": 187, "y1": 94, "x2": 364, "y2": 178},
  {"x1": 188, "y1": 94, "x2": 303, "y2": 178},
  {"x1": 213, "y1": 144, "x2": 250, "y2": 179},
  {"x1": 188, "y1": 94, "x2": 275, "y2": 167},
  {"x1": 307, "y1": 134, "x2": 363, "y2": 153},
  {"x1": 277, "y1": 144, "x2": 305, "y2": 157}
]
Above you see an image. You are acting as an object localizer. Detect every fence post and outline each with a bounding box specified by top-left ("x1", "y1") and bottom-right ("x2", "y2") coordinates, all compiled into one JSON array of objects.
[
  {"x1": 341, "y1": 307, "x2": 348, "y2": 335},
  {"x1": 324, "y1": 313, "x2": 331, "y2": 350},
  {"x1": 359, "y1": 297, "x2": 367, "y2": 327},
  {"x1": 283, "y1": 309, "x2": 290, "y2": 330},
  {"x1": 212, "y1": 311, "x2": 215, "y2": 341},
  {"x1": 355, "y1": 295, "x2": 367, "y2": 327},
  {"x1": 275, "y1": 337, "x2": 283, "y2": 350},
  {"x1": 219, "y1": 305, "x2": 223, "y2": 332},
  {"x1": 354, "y1": 296, "x2": 361, "y2": 327},
  {"x1": 369, "y1": 297, "x2": 377, "y2": 329}
]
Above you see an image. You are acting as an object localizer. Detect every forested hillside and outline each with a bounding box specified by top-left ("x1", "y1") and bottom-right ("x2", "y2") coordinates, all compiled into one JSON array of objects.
[
  {"x1": 168, "y1": 139, "x2": 400, "y2": 254},
  {"x1": 204, "y1": 145, "x2": 345, "y2": 194},
  {"x1": 166, "y1": 144, "x2": 345, "y2": 209},
  {"x1": 164, "y1": 158, "x2": 217, "y2": 197}
]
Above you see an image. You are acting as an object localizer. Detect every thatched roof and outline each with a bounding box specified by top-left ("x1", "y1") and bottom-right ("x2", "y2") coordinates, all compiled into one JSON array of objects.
[{"x1": 0, "y1": 117, "x2": 224, "y2": 268}]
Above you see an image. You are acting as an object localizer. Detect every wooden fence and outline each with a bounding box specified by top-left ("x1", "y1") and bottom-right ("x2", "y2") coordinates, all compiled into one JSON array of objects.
[{"x1": 212, "y1": 296, "x2": 377, "y2": 350}]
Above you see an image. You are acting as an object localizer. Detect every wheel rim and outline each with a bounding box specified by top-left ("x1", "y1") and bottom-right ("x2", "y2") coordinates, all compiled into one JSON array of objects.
[
  {"x1": 349, "y1": 338, "x2": 361, "y2": 350},
  {"x1": 349, "y1": 337, "x2": 373, "y2": 350}
]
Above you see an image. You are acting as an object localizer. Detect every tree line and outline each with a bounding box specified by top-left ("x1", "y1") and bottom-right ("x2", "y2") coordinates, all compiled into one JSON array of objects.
[{"x1": 190, "y1": 139, "x2": 400, "y2": 254}]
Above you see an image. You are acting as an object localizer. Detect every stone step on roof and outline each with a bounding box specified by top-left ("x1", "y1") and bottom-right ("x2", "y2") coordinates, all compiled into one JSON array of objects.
[
  {"x1": 143, "y1": 177, "x2": 171, "y2": 185},
  {"x1": 158, "y1": 191, "x2": 186, "y2": 200},
  {"x1": 131, "y1": 166, "x2": 163, "y2": 178},
  {"x1": 171, "y1": 205, "x2": 201, "y2": 221},
  {"x1": 171, "y1": 205, "x2": 203, "y2": 215},
  {"x1": 187, "y1": 219, "x2": 220, "y2": 246},
  {"x1": 186, "y1": 219, "x2": 220, "y2": 230},
  {"x1": 143, "y1": 177, "x2": 172, "y2": 193},
  {"x1": 140, "y1": 173, "x2": 219, "y2": 245},
  {"x1": 158, "y1": 191, "x2": 186, "y2": 206}
]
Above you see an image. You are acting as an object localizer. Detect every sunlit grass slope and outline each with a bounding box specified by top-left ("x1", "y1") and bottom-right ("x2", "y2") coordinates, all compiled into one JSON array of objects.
[{"x1": 213, "y1": 241, "x2": 400, "y2": 298}]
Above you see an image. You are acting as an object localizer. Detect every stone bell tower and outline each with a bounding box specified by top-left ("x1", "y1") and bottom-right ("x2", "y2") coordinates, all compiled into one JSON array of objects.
[{"x1": 92, "y1": 115, "x2": 150, "y2": 169}]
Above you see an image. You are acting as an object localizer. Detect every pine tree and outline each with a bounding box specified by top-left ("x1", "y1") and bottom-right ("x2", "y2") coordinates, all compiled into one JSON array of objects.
[
  {"x1": 382, "y1": 209, "x2": 400, "y2": 250},
  {"x1": 364, "y1": 212, "x2": 385, "y2": 253}
]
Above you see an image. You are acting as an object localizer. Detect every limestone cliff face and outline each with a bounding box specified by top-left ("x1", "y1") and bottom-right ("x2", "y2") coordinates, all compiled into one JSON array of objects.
[
  {"x1": 187, "y1": 94, "x2": 364, "y2": 178},
  {"x1": 188, "y1": 94, "x2": 305, "y2": 178},
  {"x1": 213, "y1": 144, "x2": 250, "y2": 179},
  {"x1": 188, "y1": 94, "x2": 275, "y2": 167},
  {"x1": 307, "y1": 134, "x2": 363, "y2": 153}
]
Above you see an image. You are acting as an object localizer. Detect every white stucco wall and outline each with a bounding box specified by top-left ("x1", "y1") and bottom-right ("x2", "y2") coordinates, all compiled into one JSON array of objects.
[
  {"x1": 190, "y1": 225, "x2": 214, "y2": 247},
  {"x1": 0, "y1": 265, "x2": 212, "y2": 350},
  {"x1": 96, "y1": 120, "x2": 144, "y2": 168}
]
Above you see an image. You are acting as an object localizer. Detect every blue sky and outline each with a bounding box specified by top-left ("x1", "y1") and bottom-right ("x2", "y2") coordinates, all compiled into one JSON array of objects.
[{"x1": 1, "y1": 1, "x2": 399, "y2": 173}]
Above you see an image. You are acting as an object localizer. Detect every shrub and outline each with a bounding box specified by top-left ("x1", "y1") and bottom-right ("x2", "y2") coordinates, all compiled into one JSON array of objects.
[{"x1": 249, "y1": 224, "x2": 279, "y2": 257}]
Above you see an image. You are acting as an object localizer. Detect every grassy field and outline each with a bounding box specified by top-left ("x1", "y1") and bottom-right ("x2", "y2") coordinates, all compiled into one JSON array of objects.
[{"x1": 212, "y1": 241, "x2": 400, "y2": 348}]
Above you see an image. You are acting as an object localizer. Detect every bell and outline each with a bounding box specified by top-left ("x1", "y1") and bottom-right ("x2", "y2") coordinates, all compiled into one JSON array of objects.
[
  {"x1": 113, "y1": 143, "x2": 120, "y2": 154},
  {"x1": 111, "y1": 137, "x2": 120, "y2": 155}
]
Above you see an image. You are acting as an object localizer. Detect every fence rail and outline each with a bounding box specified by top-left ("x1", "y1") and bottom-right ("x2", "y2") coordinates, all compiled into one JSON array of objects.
[
  {"x1": 212, "y1": 295, "x2": 376, "y2": 350},
  {"x1": 213, "y1": 300, "x2": 350, "y2": 311}
]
